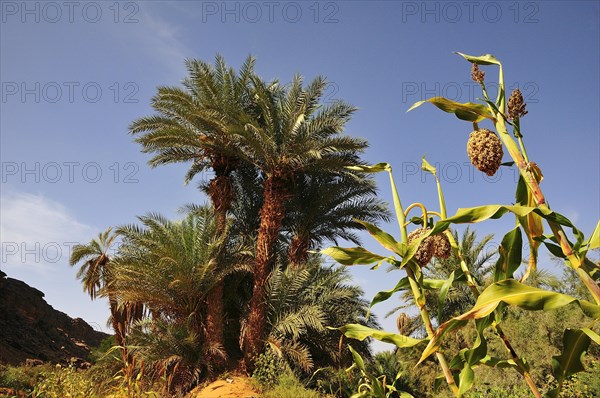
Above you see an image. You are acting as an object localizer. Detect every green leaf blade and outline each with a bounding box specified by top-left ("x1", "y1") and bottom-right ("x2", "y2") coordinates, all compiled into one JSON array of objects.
[
  {"x1": 321, "y1": 246, "x2": 387, "y2": 266},
  {"x1": 337, "y1": 324, "x2": 425, "y2": 349}
]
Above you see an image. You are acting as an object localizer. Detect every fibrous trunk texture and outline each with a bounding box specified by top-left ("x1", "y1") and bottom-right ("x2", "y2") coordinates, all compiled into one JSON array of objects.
[{"x1": 244, "y1": 176, "x2": 288, "y2": 369}]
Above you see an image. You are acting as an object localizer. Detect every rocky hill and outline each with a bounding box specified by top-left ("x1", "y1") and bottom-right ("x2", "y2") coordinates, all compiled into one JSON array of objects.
[{"x1": 0, "y1": 270, "x2": 109, "y2": 365}]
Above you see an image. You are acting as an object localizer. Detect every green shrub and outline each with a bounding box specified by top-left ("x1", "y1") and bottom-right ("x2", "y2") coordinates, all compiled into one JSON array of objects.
[
  {"x1": 32, "y1": 364, "x2": 97, "y2": 398},
  {"x1": 261, "y1": 373, "x2": 322, "y2": 398},
  {"x1": 465, "y1": 386, "x2": 533, "y2": 398},
  {"x1": 551, "y1": 359, "x2": 600, "y2": 398},
  {"x1": 312, "y1": 366, "x2": 361, "y2": 398},
  {"x1": 0, "y1": 364, "x2": 50, "y2": 393},
  {"x1": 89, "y1": 336, "x2": 117, "y2": 363},
  {"x1": 252, "y1": 349, "x2": 287, "y2": 388}
]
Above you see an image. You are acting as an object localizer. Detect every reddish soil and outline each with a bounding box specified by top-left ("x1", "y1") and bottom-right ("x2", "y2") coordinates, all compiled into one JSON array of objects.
[{"x1": 190, "y1": 376, "x2": 259, "y2": 398}]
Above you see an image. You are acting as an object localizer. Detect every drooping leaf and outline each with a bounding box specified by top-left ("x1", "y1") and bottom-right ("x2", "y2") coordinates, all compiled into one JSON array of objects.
[
  {"x1": 542, "y1": 240, "x2": 565, "y2": 258},
  {"x1": 455, "y1": 52, "x2": 502, "y2": 66},
  {"x1": 431, "y1": 205, "x2": 582, "y2": 246},
  {"x1": 455, "y1": 52, "x2": 505, "y2": 109},
  {"x1": 337, "y1": 324, "x2": 425, "y2": 348},
  {"x1": 370, "y1": 277, "x2": 410, "y2": 308},
  {"x1": 357, "y1": 220, "x2": 403, "y2": 255},
  {"x1": 493, "y1": 227, "x2": 523, "y2": 281},
  {"x1": 430, "y1": 205, "x2": 530, "y2": 235},
  {"x1": 321, "y1": 246, "x2": 389, "y2": 266},
  {"x1": 369, "y1": 277, "x2": 452, "y2": 309},
  {"x1": 449, "y1": 316, "x2": 494, "y2": 395},
  {"x1": 547, "y1": 329, "x2": 593, "y2": 398},
  {"x1": 478, "y1": 356, "x2": 519, "y2": 369},
  {"x1": 407, "y1": 97, "x2": 494, "y2": 122},
  {"x1": 542, "y1": 211, "x2": 585, "y2": 250},
  {"x1": 457, "y1": 364, "x2": 474, "y2": 396},
  {"x1": 418, "y1": 280, "x2": 600, "y2": 364},
  {"x1": 346, "y1": 163, "x2": 390, "y2": 173},
  {"x1": 348, "y1": 344, "x2": 367, "y2": 372},
  {"x1": 421, "y1": 156, "x2": 437, "y2": 174}
]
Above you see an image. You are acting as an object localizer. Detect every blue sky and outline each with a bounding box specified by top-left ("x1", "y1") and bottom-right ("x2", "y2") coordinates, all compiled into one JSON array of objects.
[{"x1": 1, "y1": 1, "x2": 599, "y2": 350}]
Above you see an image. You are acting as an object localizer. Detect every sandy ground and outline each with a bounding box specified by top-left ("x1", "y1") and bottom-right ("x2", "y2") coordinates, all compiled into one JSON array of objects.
[{"x1": 191, "y1": 376, "x2": 260, "y2": 398}]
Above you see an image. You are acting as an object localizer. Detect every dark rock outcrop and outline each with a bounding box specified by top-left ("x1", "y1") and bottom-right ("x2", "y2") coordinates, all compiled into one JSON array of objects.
[{"x1": 0, "y1": 270, "x2": 109, "y2": 365}]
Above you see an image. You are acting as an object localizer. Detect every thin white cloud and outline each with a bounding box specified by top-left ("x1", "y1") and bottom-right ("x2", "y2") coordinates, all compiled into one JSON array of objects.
[
  {"x1": 0, "y1": 190, "x2": 111, "y2": 332},
  {"x1": 127, "y1": 4, "x2": 191, "y2": 76},
  {"x1": 0, "y1": 190, "x2": 95, "y2": 272}
]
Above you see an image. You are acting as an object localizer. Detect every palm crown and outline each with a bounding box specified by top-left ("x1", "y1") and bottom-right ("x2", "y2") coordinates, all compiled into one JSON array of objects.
[
  {"x1": 69, "y1": 227, "x2": 116, "y2": 300},
  {"x1": 112, "y1": 209, "x2": 248, "y2": 322},
  {"x1": 129, "y1": 55, "x2": 256, "y2": 184}
]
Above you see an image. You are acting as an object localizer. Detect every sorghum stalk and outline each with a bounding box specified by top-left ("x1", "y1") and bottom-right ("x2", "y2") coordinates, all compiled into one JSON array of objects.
[
  {"x1": 445, "y1": 231, "x2": 542, "y2": 398},
  {"x1": 493, "y1": 116, "x2": 600, "y2": 304},
  {"x1": 479, "y1": 70, "x2": 600, "y2": 302},
  {"x1": 428, "y1": 166, "x2": 542, "y2": 396},
  {"x1": 405, "y1": 264, "x2": 459, "y2": 396}
]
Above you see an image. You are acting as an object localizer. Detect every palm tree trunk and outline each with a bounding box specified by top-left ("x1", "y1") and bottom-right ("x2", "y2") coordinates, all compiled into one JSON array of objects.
[
  {"x1": 244, "y1": 176, "x2": 288, "y2": 368},
  {"x1": 108, "y1": 294, "x2": 129, "y2": 364},
  {"x1": 206, "y1": 172, "x2": 234, "y2": 366},
  {"x1": 289, "y1": 234, "x2": 310, "y2": 269}
]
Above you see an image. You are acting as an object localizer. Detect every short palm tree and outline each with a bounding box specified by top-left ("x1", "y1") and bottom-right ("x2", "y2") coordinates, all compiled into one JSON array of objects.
[
  {"x1": 112, "y1": 208, "x2": 249, "y2": 370},
  {"x1": 129, "y1": 55, "x2": 256, "y2": 356},
  {"x1": 284, "y1": 173, "x2": 390, "y2": 267},
  {"x1": 69, "y1": 228, "x2": 138, "y2": 361},
  {"x1": 234, "y1": 74, "x2": 368, "y2": 365},
  {"x1": 264, "y1": 257, "x2": 377, "y2": 374}
]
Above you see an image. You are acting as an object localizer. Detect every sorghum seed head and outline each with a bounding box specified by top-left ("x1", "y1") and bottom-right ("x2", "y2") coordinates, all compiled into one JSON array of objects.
[
  {"x1": 467, "y1": 129, "x2": 504, "y2": 176},
  {"x1": 431, "y1": 233, "x2": 451, "y2": 259},
  {"x1": 471, "y1": 64, "x2": 485, "y2": 84},
  {"x1": 408, "y1": 227, "x2": 434, "y2": 266},
  {"x1": 507, "y1": 88, "x2": 528, "y2": 120},
  {"x1": 397, "y1": 312, "x2": 411, "y2": 335}
]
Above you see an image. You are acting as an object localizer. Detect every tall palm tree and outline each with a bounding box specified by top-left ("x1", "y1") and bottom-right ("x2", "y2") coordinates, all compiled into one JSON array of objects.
[
  {"x1": 234, "y1": 74, "x2": 368, "y2": 365},
  {"x1": 129, "y1": 55, "x2": 256, "y2": 359},
  {"x1": 69, "y1": 228, "x2": 139, "y2": 362},
  {"x1": 112, "y1": 208, "x2": 250, "y2": 372},
  {"x1": 284, "y1": 173, "x2": 390, "y2": 267}
]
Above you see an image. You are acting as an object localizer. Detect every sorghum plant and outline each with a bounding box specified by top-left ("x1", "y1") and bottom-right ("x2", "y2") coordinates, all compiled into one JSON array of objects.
[{"x1": 324, "y1": 53, "x2": 600, "y2": 397}]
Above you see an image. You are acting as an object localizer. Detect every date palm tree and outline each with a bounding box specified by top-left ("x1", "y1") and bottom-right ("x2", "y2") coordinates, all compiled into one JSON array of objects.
[
  {"x1": 69, "y1": 228, "x2": 139, "y2": 362},
  {"x1": 111, "y1": 208, "x2": 250, "y2": 376},
  {"x1": 284, "y1": 173, "x2": 390, "y2": 268},
  {"x1": 129, "y1": 55, "x2": 256, "y2": 360},
  {"x1": 265, "y1": 257, "x2": 377, "y2": 374},
  {"x1": 233, "y1": 74, "x2": 369, "y2": 366}
]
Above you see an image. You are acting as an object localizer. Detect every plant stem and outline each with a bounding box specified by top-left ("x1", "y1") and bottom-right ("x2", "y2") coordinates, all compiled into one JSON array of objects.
[
  {"x1": 446, "y1": 232, "x2": 542, "y2": 397},
  {"x1": 517, "y1": 137, "x2": 530, "y2": 164},
  {"x1": 406, "y1": 265, "x2": 459, "y2": 396},
  {"x1": 493, "y1": 117, "x2": 600, "y2": 304},
  {"x1": 404, "y1": 202, "x2": 429, "y2": 227},
  {"x1": 495, "y1": 324, "x2": 542, "y2": 398},
  {"x1": 512, "y1": 119, "x2": 530, "y2": 163}
]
